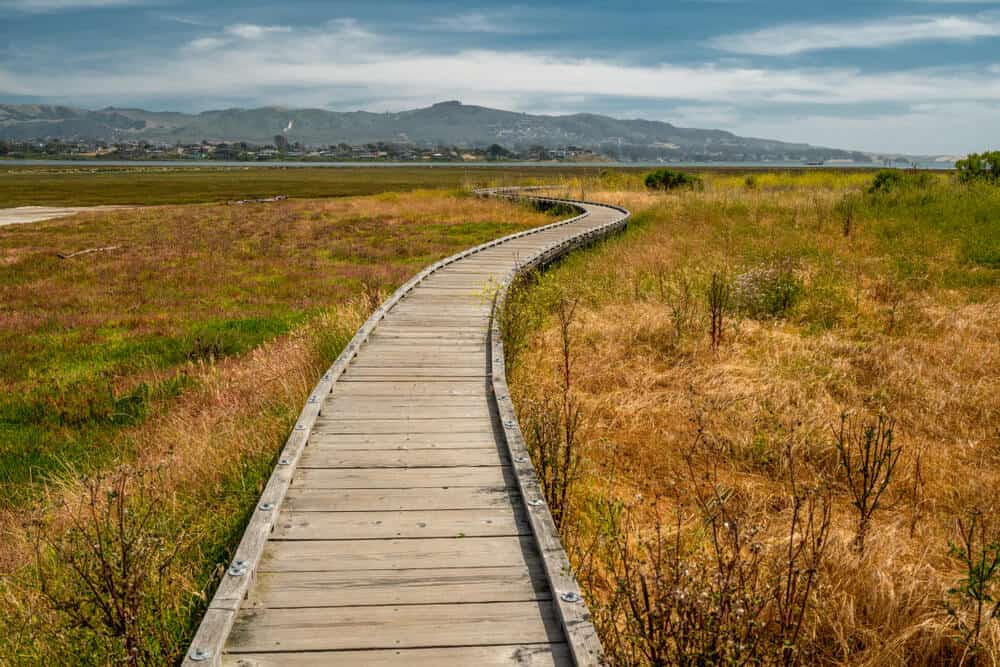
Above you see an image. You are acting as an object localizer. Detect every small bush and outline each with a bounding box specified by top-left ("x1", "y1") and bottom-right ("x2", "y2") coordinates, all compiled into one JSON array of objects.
[
  {"x1": 946, "y1": 510, "x2": 1000, "y2": 660},
  {"x1": 644, "y1": 169, "x2": 703, "y2": 191},
  {"x1": 956, "y1": 152, "x2": 1000, "y2": 184},
  {"x1": 833, "y1": 410, "x2": 901, "y2": 553},
  {"x1": 733, "y1": 261, "x2": 802, "y2": 319},
  {"x1": 868, "y1": 169, "x2": 933, "y2": 195},
  {"x1": 33, "y1": 466, "x2": 194, "y2": 665}
]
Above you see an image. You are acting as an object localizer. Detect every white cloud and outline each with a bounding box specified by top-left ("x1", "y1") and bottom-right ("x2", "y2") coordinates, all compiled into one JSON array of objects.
[
  {"x1": 710, "y1": 13, "x2": 1000, "y2": 55},
  {"x1": 430, "y1": 12, "x2": 519, "y2": 33},
  {"x1": 185, "y1": 37, "x2": 225, "y2": 52},
  {"x1": 224, "y1": 24, "x2": 292, "y2": 40}
]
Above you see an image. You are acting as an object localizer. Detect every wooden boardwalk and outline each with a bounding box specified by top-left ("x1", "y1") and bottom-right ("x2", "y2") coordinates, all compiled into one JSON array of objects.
[{"x1": 185, "y1": 189, "x2": 629, "y2": 666}]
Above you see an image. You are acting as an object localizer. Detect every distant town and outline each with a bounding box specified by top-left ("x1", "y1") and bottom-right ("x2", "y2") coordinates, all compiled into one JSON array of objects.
[{"x1": 0, "y1": 137, "x2": 609, "y2": 163}]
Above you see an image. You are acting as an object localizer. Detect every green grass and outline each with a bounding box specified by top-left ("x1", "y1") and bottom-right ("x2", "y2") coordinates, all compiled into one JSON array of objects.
[
  {"x1": 0, "y1": 165, "x2": 648, "y2": 207},
  {"x1": 0, "y1": 189, "x2": 557, "y2": 506}
]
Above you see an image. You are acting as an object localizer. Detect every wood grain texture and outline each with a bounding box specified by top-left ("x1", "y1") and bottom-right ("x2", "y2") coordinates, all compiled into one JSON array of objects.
[
  {"x1": 246, "y1": 565, "x2": 549, "y2": 608},
  {"x1": 226, "y1": 601, "x2": 564, "y2": 653},
  {"x1": 224, "y1": 643, "x2": 571, "y2": 666}
]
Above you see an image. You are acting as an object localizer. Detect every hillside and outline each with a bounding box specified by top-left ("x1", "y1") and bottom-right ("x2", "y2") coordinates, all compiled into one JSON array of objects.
[{"x1": 0, "y1": 101, "x2": 871, "y2": 162}]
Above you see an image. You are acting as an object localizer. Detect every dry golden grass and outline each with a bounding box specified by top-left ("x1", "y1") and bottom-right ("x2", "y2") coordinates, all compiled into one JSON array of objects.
[{"x1": 512, "y1": 175, "x2": 1000, "y2": 665}]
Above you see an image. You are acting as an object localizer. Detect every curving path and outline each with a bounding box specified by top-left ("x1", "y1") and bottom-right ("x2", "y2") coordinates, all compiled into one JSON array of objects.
[{"x1": 185, "y1": 188, "x2": 629, "y2": 666}]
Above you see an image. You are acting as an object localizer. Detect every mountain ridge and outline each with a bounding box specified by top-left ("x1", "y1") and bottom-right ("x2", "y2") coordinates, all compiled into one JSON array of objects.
[{"x1": 0, "y1": 101, "x2": 872, "y2": 162}]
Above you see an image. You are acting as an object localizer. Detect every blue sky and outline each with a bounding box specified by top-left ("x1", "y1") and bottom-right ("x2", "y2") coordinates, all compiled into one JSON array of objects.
[{"x1": 1, "y1": 0, "x2": 998, "y2": 153}]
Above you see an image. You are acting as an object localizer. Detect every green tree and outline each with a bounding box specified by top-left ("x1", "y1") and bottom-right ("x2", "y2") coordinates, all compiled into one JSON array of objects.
[
  {"x1": 956, "y1": 152, "x2": 1000, "y2": 184},
  {"x1": 644, "y1": 168, "x2": 702, "y2": 191}
]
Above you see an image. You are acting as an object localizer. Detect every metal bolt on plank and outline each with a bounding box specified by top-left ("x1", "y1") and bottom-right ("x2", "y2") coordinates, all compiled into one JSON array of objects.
[{"x1": 189, "y1": 648, "x2": 213, "y2": 662}]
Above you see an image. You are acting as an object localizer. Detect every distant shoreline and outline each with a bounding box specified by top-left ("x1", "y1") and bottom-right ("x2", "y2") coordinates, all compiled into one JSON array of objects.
[{"x1": 1, "y1": 159, "x2": 955, "y2": 170}]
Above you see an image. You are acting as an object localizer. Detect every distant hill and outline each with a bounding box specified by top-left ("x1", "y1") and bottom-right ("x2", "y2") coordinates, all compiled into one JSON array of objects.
[{"x1": 0, "y1": 101, "x2": 872, "y2": 162}]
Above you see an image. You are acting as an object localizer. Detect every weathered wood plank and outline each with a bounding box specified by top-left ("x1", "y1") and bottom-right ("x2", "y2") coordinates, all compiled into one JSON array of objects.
[
  {"x1": 329, "y1": 381, "x2": 486, "y2": 396},
  {"x1": 245, "y1": 565, "x2": 550, "y2": 609},
  {"x1": 273, "y1": 507, "x2": 528, "y2": 540},
  {"x1": 290, "y1": 466, "x2": 510, "y2": 488},
  {"x1": 226, "y1": 601, "x2": 564, "y2": 653},
  {"x1": 298, "y1": 447, "x2": 503, "y2": 468},
  {"x1": 310, "y1": 418, "x2": 495, "y2": 435},
  {"x1": 259, "y1": 535, "x2": 539, "y2": 572},
  {"x1": 223, "y1": 643, "x2": 571, "y2": 666},
  {"x1": 306, "y1": 433, "x2": 498, "y2": 449},
  {"x1": 283, "y1": 486, "x2": 512, "y2": 512}
]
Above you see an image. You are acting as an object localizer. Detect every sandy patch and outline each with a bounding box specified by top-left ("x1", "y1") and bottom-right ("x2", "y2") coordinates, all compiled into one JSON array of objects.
[{"x1": 0, "y1": 205, "x2": 131, "y2": 227}]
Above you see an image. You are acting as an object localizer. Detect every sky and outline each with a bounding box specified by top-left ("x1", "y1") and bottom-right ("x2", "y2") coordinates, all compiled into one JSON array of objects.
[{"x1": 1, "y1": 0, "x2": 998, "y2": 154}]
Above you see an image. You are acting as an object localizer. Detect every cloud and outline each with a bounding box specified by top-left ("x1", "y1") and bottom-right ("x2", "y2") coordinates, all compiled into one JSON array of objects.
[
  {"x1": 429, "y1": 12, "x2": 520, "y2": 33},
  {"x1": 710, "y1": 13, "x2": 1000, "y2": 55},
  {"x1": 224, "y1": 24, "x2": 291, "y2": 40}
]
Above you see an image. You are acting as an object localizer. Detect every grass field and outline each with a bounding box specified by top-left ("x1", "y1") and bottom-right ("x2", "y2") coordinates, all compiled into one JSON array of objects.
[
  {"x1": 0, "y1": 164, "x2": 648, "y2": 207},
  {"x1": 0, "y1": 180, "x2": 558, "y2": 664},
  {"x1": 508, "y1": 170, "x2": 1000, "y2": 665}
]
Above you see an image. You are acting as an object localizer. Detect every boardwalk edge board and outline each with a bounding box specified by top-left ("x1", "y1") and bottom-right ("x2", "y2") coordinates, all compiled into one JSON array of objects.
[
  {"x1": 489, "y1": 188, "x2": 628, "y2": 666},
  {"x1": 184, "y1": 186, "x2": 628, "y2": 666}
]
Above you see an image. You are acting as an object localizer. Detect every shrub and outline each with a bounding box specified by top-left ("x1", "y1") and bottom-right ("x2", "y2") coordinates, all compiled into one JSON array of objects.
[
  {"x1": 33, "y1": 466, "x2": 194, "y2": 665},
  {"x1": 707, "y1": 272, "x2": 730, "y2": 350},
  {"x1": 956, "y1": 152, "x2": 1000, "y2": 184},
  {"x1": 868, "y1": 169, "x2": 933, "y2": 195},
  {"x1": 518, "y1": 297, "x2": 583, "y2": 529},
  {"x1": 946, "y1": 510, "x2": 1000, "y2": 660},
  {"x1": 644, "y1": 169, "x2": 703, "y2": 191},
  {"x1": 833, "y1": 410, "x2": 901, "y2": 553},
  {"x1": 591, "y1": 444, "x2": 831, "y2": 666},
  {"x1": 732, "y1": 261, "x2": 802, "y2": 319}
]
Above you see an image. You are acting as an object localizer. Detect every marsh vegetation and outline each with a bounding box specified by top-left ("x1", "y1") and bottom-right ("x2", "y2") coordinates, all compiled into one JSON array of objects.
[
  {"x1": 0, "y1": 181, "x2": 556, "y2": 663},
  {"x1": 508, "y1": 169, "x2": 1000, "y2": 664}
]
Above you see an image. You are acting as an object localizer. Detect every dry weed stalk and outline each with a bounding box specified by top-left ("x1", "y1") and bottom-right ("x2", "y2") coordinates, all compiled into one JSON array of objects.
[
  {"x1": 521, "y1": 295, "x2": 583, "y2": 529},
  {"x1": 708, "y1": 272, "x2": 730, "y2": 351},
  {"x1": 33, "y1": 465, "x2": 193, "y2": 665},
  {"x1": 946, "y1": 510, "x2": 1000, "y2": 664},
  {"x1": 833, "y1": 410, "x2": 902, "y2": 554}
]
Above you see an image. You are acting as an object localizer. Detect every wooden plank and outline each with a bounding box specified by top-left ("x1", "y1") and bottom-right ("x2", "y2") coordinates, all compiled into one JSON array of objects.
[
  {"x1": 298, "y1": 447, "x2": 503, "y2": 468},
  {"x1": 329, "y1": 381, "x2": 486, "y2": 396},
  {"x1": 226, "y1": 601, "x2": 564, "y2": 653},
  {"x1": 245, "y1": 565, "x2": 550, "y2": 608},
  {"x1": 323, "y1": 399, "x2": 490, "y2": 409},
  {"x1": 272, "y1": 507, "x2": 528, "y2": 540},
  {"x1": 223, "y1": 643, "x2": 572, "y2": 666},
  {"x1": 322, "y1": 394, "x2": 490, "y2": 410},
  {"x1": 283, "y1": 486, "x2": 513, "y2": 512},
  {"x1": 320, "y1": 406, "x2": 493, "y2": 420},
  {"x1": 310, "y1": 418, "x2": 495, "y2": 435},
  {"x1": 347, "y1": 361, "x2": 486, "y2": 369},
  {"x1": 306, "y1": 433, "x2": 498, "y2": 449},
  {"x1": 291, "y1": 466, "x2": 511, "y2": 489},
  {"x1": 259, "y1": 535, "x2": 539, "y2": 572}
]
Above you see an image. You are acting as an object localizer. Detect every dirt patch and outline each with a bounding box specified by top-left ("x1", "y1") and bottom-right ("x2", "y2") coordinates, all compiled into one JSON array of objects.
[{"x1": 0, "y1": 205, "x2": 132, "y2": 227}]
